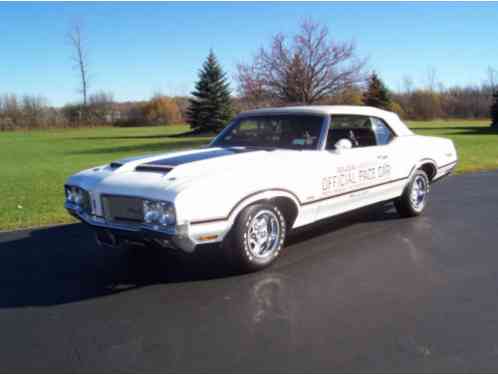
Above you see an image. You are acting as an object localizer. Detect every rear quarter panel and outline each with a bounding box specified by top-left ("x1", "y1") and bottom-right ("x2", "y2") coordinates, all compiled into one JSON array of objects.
[{"x1": 394, "y1": 135, "x2": 457, "y2": 178}]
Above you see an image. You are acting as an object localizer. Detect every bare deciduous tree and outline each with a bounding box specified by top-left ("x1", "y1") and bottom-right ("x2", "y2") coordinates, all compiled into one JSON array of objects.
[
  {"x1": 426, "y1": 67, "x2": 438, "y2": 93},
  {"x1": 402, "y1": 75, "x2": 414, "y2": 94},
  {"x1": 68, "y1": 22, "x2": 90, "y2": 107},
  {"x1": 88, "y1": 91, "x2": 114, "y2": 123},
  {"x1": 487, "y1": 66, "x2": 497, "y2": 91},
  {"x1": 237, "y1": 20, "x2": 366, "y2": 106}
]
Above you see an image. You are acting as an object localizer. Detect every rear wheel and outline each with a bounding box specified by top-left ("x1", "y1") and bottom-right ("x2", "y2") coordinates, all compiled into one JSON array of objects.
[
  {"x1": 224, "y1": 203, "x2": 287, "y2": 272},
  {"x1": 395, "y1": 169, "x2": 430, "y2": 217}
]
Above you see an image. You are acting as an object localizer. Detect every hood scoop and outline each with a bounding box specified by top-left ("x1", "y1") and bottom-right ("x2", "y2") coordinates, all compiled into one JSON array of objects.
[
  {"x1": 109, "y1": 162, "x2": 123, "y2": 170},
  {"x1": 135, "y1": 164, "x2": 174, "y2": 173}
]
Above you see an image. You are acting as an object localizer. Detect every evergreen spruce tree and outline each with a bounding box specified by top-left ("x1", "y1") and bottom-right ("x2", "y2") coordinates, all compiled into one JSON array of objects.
[
  {"x1": 363, "y1": 72, "x2": 392, "y2": 110},
  {"x1": 187, "y1": 51, "x2": 233, "y2": 133},
  {"x1": 491, "y1": 89, "x2": 498, "y2": 129}
]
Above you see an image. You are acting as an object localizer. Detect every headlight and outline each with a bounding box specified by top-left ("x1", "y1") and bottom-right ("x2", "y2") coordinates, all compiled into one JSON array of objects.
[
  {"x1": 65, "y1": 186, "x2": 83, "y2": 203},
  {"x1": 65, "y1": 186, "x2": 76, "y2": 203},
  {"x1": 65, "y1": 186, "x2": 91, "y2": 213},
  {"x1": 143, "y1": 200, "x2": 176, "y2": 226},
  {"x1": 74, "y1": 190, "x2": 84, "y2": 205}
]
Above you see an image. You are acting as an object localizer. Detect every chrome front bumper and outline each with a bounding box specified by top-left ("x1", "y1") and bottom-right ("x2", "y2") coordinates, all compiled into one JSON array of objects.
[{"x1": 65, "y1": 202, "x2": 197, "y2": 252}]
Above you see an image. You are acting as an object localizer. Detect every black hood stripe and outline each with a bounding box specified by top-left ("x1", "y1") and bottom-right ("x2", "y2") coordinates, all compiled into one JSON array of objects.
[{"x1": 136, "y1": 148, "x2": 256, "y2": 171}]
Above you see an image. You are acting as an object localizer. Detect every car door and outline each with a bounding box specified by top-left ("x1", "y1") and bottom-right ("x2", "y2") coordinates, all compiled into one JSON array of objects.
[
  {"x1": 315, "y1": 115, "x2": 397, "y2": 221},
  {"x1": 369, "y1": 116, "x2": 406, "y2": 200}
]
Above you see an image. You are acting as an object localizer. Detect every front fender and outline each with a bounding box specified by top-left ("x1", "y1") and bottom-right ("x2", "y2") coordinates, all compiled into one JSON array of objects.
[{"x1": 176, "y1": 186, "x2": 302, "y2": 240}]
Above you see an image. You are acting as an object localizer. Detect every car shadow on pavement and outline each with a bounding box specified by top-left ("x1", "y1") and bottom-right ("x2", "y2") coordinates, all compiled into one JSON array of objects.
[
  {"x1": 0, "y1": 204, "x2": 399, "y2": 308},
  {"x1": 0, "y1": 223, "x2": 241, "y2": 308}
]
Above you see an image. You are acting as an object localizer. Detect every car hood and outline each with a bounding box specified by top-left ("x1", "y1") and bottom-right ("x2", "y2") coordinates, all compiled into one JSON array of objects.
[
  {"x1": 68, "y1": 147, "x2": 311, "y2": 200},
  {"x1": 132, "y1": 147, "x2": 305, "y2": 184}
]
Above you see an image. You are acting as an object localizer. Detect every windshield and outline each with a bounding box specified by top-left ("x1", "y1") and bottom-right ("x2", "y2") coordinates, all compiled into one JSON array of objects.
[{"x1": 211, "y1": 114, "x2": 325, "y2": 150}]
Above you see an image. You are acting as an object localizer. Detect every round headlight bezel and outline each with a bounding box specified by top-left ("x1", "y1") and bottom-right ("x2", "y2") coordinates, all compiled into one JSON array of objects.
[
  {"x1": 74, "y1": 189, "x2": 84, "y2": 205},
  {"x1": 158, "y1": 202, "x2": 176, "y2": 226},
  {"x1": 143, "y1": 200, "x2": 176, "y2": 227},
  {"x1": 65, "y1": 186, "x2": 82, "y2": 204},
  {"x1": 143, "y1": 201, "x2": 161, "y2": 224},
  {"x1": 65, "y1": 186, "x2": 75, "y2": 203},
  {"x1": 65, "y1": 186, "x2": 90, "y2": 214}
]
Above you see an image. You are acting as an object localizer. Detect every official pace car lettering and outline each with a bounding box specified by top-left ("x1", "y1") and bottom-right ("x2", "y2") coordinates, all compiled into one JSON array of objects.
[{"x1": 321, "y1": 162, "x2": 392, "y2": 195}]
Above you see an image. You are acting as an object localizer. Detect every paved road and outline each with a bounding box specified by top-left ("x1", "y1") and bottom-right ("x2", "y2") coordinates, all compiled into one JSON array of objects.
[{"x1": 1, "y1": 172, "x2": 498, "y2": 372}]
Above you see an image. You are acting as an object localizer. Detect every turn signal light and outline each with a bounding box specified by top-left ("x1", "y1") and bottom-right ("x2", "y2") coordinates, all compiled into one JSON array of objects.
[{"x1": 198, "y1": 235, "x2": 218, "y2": 241}]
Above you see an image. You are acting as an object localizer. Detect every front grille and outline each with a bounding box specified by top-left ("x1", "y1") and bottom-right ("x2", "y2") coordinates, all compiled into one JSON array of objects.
[{"x1": 101, "y1": 195, "x2": 144, "y2": 224}]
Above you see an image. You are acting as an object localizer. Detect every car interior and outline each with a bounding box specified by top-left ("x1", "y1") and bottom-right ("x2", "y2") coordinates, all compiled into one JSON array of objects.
[{"x1": 326, "y1": 115, "x2": 378, "y2": 149}]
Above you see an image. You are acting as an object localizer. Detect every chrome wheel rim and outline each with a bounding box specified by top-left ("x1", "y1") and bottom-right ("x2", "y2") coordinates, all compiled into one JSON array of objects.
[
  {"x1": 410, "y1": 175, "x2": 428, "y2": 211},
  {"x1": 246, "y1": 210, "x2": 280, "y2": 259}
]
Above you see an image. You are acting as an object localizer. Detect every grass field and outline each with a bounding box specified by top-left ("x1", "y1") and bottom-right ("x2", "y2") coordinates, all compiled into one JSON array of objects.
[
  {"x1": 0, "y1": 119, "x2": 496, "y2": 230},
  {"x1": 407, "y1": 119, "x2": 498, "y2": 174}
]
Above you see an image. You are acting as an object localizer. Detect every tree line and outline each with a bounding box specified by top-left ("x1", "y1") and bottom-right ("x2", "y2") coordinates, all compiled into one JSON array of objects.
[
  {"x1": 1, "y1": 19, "x2": 497, "y2": 131},
  {"x1": 0, "y1": 93, "x2": 186, "y2": 131}
]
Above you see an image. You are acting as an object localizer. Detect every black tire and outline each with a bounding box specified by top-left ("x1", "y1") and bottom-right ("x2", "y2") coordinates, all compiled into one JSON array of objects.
[
  {"x1": 224, "y1": 202, "x2": 287, "y2": 272},
  {"x1": 395, "y1": 169, "x2": 430, "y2": 217}
]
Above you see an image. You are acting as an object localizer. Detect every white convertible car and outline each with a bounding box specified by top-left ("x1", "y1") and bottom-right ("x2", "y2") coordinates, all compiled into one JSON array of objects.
[{"x1": 65, "y1": 106, "x2": 457, "y2": 271}]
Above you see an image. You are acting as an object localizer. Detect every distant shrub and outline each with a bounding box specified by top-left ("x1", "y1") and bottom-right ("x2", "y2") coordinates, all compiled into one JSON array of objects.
[
  {"x1": 389, "y1": 101, "x2": 406, "y2": 118},
  {"x1": 0, "y1": 94, "x2": 68, "y2": 130},
  {"x1": 143, "y1": 96, "x2": 182, "y2": 125},
  {"x1": 323, "y1": 85, "x2": 364, "y2": 106},
  {"x1": 405, "y1": 90, "x2": 443, "y2": 120}
]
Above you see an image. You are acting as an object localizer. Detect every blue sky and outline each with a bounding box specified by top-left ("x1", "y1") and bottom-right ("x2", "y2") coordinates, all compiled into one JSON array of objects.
[{"x1": 1, "y1": 2, "x2": 497, "y2": 106}]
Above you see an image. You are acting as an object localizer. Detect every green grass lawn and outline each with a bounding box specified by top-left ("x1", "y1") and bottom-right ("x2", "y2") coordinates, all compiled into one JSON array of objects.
[
  {"x1": 407, "y1": 119, "x2": 498, "y2": 174},
  {"x1": 0, "y1": 120, "x2": 496, "y2": 231},
  {"x1": 0, "y1": 125, "x2": 211, "y2": 231}
]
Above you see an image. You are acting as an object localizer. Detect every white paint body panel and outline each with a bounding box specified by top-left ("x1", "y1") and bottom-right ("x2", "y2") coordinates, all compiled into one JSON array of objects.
[{"x1": 65, "y1": 106, "x2": 457, "y2": 252}]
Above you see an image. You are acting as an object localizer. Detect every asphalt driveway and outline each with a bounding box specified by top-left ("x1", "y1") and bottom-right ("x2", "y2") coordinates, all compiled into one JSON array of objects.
[{"x1": 1, "y1": 171, "x2": 498, "y2": 372}]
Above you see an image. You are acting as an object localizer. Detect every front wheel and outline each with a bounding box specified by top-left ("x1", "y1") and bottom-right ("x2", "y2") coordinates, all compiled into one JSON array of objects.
[
  {"x1": 394, "y1": 169, "x2": 430, "y2": 217},
  {"x1": 224, "y1": 203, "x2": 287, "y2": 272}
]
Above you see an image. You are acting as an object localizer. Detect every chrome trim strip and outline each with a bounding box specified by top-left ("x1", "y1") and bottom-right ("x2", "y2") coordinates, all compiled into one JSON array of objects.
[
  {"x1": 438, "y1": 159, "x2": 458, "y2": 170},
  {"x1": 301, "y1": 175, "x2": 409, "y2": 206},
  {"x1": 65, "y1": 202, "x2": 177, "y2": 235},
  {"x1": 432, "y1": 171, "x2": 453, "y2": 183}
]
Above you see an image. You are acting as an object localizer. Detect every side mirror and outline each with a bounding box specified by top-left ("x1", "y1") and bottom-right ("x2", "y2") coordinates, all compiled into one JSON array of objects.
[{"x1": 334, "y1": 138, "x2": 353, "y2": 152}]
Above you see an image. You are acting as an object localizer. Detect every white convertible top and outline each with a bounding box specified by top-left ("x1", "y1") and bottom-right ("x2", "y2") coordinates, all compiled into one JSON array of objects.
[{"x1": 239, "y1": 105, "x2": 414, "y2": 136}]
